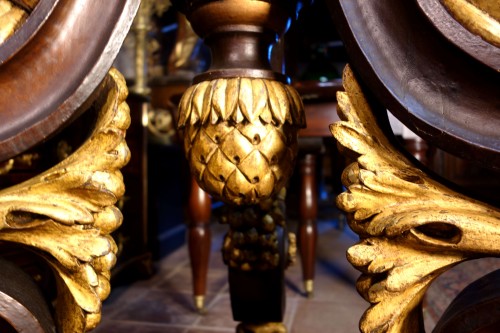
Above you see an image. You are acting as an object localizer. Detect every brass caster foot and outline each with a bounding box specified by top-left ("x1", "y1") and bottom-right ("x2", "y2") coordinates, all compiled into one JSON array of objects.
[
  {"x1": 304, "y1": 279, "x2": 314, "y2": 298},
  {"x1": 237, "y1": 322, "x2": 287, "y2": 333},
  {"x1": 194, "y1": 295, "x2": 206, "y2": 314}
]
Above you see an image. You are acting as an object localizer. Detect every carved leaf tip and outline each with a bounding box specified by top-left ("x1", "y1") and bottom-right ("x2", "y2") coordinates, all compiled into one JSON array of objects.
[{"x1": 178, "y1": 77, "x2": 305, "y2": 128}]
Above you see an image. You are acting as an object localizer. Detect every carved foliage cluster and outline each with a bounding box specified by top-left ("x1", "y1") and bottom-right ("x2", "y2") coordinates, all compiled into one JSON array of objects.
[
  {"x1": 0, "y1": 68, "x2": 130, "y2": 332},
  {"x1": 331, "y1": 65, "x2": 500, "y2": 333}
]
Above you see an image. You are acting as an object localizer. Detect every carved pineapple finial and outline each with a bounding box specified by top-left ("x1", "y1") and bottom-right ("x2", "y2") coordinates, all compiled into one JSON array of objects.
[
  {"x1": 176, "y1": 0, "x2": 306, "y2": 205},
  {"x1": 179, "y1": 77, "x2": 304, "y2": 205}
]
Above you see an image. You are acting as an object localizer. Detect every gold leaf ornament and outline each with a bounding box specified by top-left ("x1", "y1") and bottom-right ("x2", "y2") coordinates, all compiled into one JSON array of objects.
[
  {"x1": 0, "y1": 68, "x2": 130, "y2": 332},
  {"x1": 179, "y1": 77, "x2": 305, "y2": 205},
  {"x1": 331, "y1": 65, "x2": 500, "y2": 333}
]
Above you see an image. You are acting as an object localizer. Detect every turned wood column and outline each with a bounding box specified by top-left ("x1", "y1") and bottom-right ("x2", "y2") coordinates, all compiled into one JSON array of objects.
[
  {"x1": 298, "y1": 153, "x2": 318, "y2": 297},
  {"x1": 187, "y1": 176, "x2": 212, "y2": 313},
  {"x1": 173, "y1": 0, "x2": 310, "y2": 330}
]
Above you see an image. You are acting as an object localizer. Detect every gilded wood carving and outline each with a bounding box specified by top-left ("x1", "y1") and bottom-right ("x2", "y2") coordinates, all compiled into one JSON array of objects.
[
  {"x1": 331, "y1": 65, "x2": 500, "y2": 333},
  {"x1": 441, "y1": 0, "x2": 500, "y2": 46},
  {"x1": 0, "y1": 0, "x2": 27, "y2": 43},
  {"x1": 0, "y1": 68, "x2": 130, "y2": 332},
  {"x1": 178, "y1": 78, "x2": 305, "y2": 205}
]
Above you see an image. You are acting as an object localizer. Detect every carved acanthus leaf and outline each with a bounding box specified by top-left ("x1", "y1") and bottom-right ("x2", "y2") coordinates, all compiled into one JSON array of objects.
[
  {"x1": 0, "y1": 68, "x2": 130, "y2": 332},
  {"x1": 330, "y1": 65, "x2": 500, "y2": 333}
]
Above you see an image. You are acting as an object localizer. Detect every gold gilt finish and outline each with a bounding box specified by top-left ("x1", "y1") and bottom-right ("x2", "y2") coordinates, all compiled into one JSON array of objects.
[
  {"x1": 236, "y1": 322, "x2": 287, "y2": 333},
  {"x1": 0, "y1": 0, "x2": 27, "y2": 44},
  {"x1": 0, "y1": 68, "x2": 130, "y2": 332},
  {"x1": 131, "y1": 0, "x2": 170, "y2": 95},
  {"x1": 330, "y1": 65, "x2": 500, "y2": 333},
  {"x1": 220, "y1": 187, "x2": 293, "y2": 271},
  {"x1": 468, "y1": 0, "x2": 500, "y2": 20},
  {"x1": 441, "y1": 0, "x2": 500, "y2": 46},
  {"x1": 178, "y1": 78, "x2": 305, "y2": 205}
]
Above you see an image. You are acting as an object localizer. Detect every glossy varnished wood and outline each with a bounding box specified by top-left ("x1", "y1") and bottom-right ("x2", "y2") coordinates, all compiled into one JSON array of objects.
[
  {"x1": 0, "y1": 0, "x2": 140, "y2": 161},
  {"x1": 295, "y1": 80, "x2": 342, "y2": 137},
  {"x1": 187, "y1": 176, "x2": 212, "y2": 310},
  {"x1": 0, "y1": 258, "x2": 54, "y2": 333},
  {"x1": 328, "y1": 0, "x2": 500, "y2": 168},
  {"x1": 433, "y1": 268, "x2": 500, "y2": 333},
  {"x1": 415, "y1": 0, "x2": 500, "y2": 71},
  {"x1": 298, "y1": 153, "x2": 318, "y2": 296}
]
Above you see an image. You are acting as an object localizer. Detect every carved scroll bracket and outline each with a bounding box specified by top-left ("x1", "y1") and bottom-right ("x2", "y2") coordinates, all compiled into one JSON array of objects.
[
  {"x1": 331, "y1": 65, "x2": 500, "y2": 333},
  {"x1": 0, "y1": 68, "x2": 130, "y2": 332}
]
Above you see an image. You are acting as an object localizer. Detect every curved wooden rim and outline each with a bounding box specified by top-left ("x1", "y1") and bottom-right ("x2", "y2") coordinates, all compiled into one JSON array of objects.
[
  {"x1": 0, "y1": 291, "x2": 46, "y2": 333},
  {"x1": 328, "y1": 0, "x2": 500, "y2": 168},
  {"x1": 416, "y1": 0, "x2": 500, "y2": 71},
  {"x1": 0, "y1": 0, "x2": 140, "y2": 161},
  {"x1": 0, "y1": 258, "x2": 54, "y2": 333},
  {"x1": 433, "y1": 268, "x2": 500, "y2": 333},
  {"x1": 0, "y1": 0, "x2": 58, "y2": 64}
]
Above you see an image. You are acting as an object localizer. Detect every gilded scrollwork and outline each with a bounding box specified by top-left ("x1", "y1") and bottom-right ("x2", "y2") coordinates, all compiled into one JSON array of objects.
[
  {"x1": 331, "y1": 65, "x2": 500, "y2": 333},
  {"x1": 0, "y1": 68, "x2": 130, "y2": 332}
]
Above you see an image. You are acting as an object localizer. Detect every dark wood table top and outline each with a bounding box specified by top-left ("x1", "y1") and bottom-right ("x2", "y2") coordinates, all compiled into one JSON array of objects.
[{"x1": 294, "y1": 80, "x2": 342, "y2": 138}]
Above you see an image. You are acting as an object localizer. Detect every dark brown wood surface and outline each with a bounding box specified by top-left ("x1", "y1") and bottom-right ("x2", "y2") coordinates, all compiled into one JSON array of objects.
[
  {"x1": 295, "y1": 80, "x2": 342, "y2": 138},
  {"x1": 298, "y1": 153, "x2": 318, "y2": 293},
  {"x1": 327, "y1": 0, "x2": 500, "y2": 168},
  {"x1": 187, "y1": 177, "x2": 212, "y2": 304},
  {"x1": 0, "y1": 0, "x2": 140, "y2": 162},
  {"x1": 433, "y1": 268, "x2": 500, "y2": 333},
  {"x1": 416, "y1": 0, "x2": 500, "y2": 71},
  {"x1": 0, "y1": 258, "x2": 54, "y2": 333}
]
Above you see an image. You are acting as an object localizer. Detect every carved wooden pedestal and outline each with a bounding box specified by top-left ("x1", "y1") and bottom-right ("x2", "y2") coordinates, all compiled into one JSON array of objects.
[{"x1": 173, "y1": 0, "x2": 309, "y2": 330}]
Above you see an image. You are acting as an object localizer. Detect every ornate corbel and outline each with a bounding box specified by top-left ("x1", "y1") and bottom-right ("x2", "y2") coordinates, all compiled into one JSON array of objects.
[
  {"x1": 331, "y1": 65, "x2": 500, "y2": 333},
  {"x1": 0, "y1": 68, "x2": 130, "y2": 332}
]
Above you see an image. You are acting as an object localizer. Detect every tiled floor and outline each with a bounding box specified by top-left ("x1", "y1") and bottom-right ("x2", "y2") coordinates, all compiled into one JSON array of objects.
[
  {"x1": 95, "y1": 219, "x2": 368, "y2": 333},
  {"x1": 94, "y1": 217, "x2": 500, "y2": 333}
]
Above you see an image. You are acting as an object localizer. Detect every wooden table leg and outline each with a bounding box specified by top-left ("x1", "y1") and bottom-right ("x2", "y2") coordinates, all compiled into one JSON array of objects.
[
  {"x1": 298, "y1": 153, "x2": 318, "y2": 297},
  {"x1": 188, "y1": 177, "x2": 212, "y2": 313},
  {"x1": 221, "y1": 191, "x2": 288, "y2": 331}
]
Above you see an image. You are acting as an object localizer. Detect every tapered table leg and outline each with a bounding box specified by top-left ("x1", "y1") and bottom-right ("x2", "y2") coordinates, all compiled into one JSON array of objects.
[
  {"x1": 298, "y1": 153, "x2": 318, "y2": 297},
  {"x1": 188, "y1": 177, "x2": 212, "y2": 313}
]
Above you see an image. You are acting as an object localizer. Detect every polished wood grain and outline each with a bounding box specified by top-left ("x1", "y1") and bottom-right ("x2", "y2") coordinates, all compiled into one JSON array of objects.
[
  {"x1": 0, "y1": 258, "x2": 54, "y2": 333},
  {"x1": 328, "y1": 0, "x2": 500, "y2": 168},
  {"x1": 433, "y1": 269, "x2": 500, "y2": 333},
  {"x1": 298, "y1": 153, "x2": 318, "y2": 296},
  {"x1": 0, "y1": 0, "x2": 140, "y2": 161},
  {"x1": 187, "y1": 176, "x2": 212, "y2": 311},
  {"x1": 416, "y1": 0, "x2": 500, "y2": 70}
]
